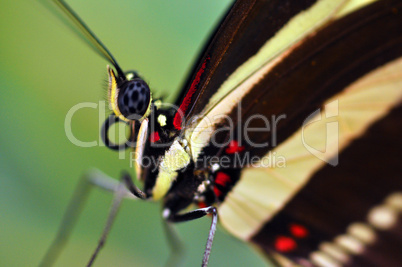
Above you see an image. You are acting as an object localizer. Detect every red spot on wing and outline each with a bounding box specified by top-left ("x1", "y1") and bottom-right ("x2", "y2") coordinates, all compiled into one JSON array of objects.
[
  {"x1": 213, "y1": 187, "x2": 222, "y2": 198},
  {"x1": 290, "y1": 224, "x2": 309, "y2": 238},
  {"x1": 150, "y1": 131, "x2": 160, "y2": 143},
  {"x1": 214, "y1": 172, "x2": 231, "y2": 199},
  {"x1": 275, "y1": 236, "x2": 297, "y2": 253},
  {"x1": 215, "y1": 172, "x2": 231, "y2": 187},
  {"x1": 173, "y1": 56, "x2": 210, "y2": 130},
  {"x1": 225, "y1": 140, "x2": 245, "y2": 154}
]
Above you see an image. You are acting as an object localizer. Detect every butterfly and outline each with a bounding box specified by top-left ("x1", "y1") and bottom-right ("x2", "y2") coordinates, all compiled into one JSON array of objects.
[{"x1": 41, "y1": 0, "x2": 402, "y2": 266}]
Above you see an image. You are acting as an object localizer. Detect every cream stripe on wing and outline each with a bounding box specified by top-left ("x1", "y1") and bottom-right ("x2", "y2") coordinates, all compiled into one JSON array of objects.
[
  {"x1": 335, "y1": 0, "x2": 377, "y2": 18},
  {"x1": 219, "y1": 57, "x2": 402, "y2": 240}
]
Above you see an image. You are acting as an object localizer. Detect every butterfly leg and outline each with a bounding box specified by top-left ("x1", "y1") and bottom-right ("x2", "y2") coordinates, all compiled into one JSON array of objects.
[
  {"x1": 162, "y1": 219, "x2": 185, "y2": 267},
  {"x1": 86, "y1": 171, "x2": 147, "y2": 266},
  {"x1": 163, "y1": 206, "x2": 218, "y2": 267},
  {"x1": 40, "y1": 169, "x2": 139, "y2": 267}
]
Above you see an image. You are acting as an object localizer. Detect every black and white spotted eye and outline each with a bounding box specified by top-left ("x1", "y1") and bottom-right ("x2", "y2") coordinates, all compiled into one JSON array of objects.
[{"x1": 117, "y1": 79, "x2": 151, "y2": 121}]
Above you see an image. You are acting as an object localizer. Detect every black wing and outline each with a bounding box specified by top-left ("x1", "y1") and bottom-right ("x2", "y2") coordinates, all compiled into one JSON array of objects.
[{"x1": 174, "y1": 0, "x2": 402, "y2": 265}]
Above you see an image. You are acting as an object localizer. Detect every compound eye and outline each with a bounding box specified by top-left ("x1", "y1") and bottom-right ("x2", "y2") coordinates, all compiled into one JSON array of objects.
[{"x1": 118, "y1": 79, "x2": 151, "y2": 120}]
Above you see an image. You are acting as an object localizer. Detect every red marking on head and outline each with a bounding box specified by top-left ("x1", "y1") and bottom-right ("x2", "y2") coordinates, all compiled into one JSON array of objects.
[
  {"x1": 150, "y1": 131, "x2": 160, "y2": 143},
  {"x1": 290, "y1": 224, "x2": 309, "y2": 238},
  {"x1": 213, "y1": 187, "x2": 222, "y2": 198},
  {"x1": 275, "y1": 236, "x2": 297, "y2": 253},
  {"x1": 173, "y1": 56, "x2": 210, "y2": 130},
  {"x1": 198, "y1": 201, "x2": 207, "y2": 209},
  {"x1": 215, "y1": 172, "x2": 231, "y2": 187},
  {"x1": 225, "y1": 140, "x2": 245, "y2": 154}
]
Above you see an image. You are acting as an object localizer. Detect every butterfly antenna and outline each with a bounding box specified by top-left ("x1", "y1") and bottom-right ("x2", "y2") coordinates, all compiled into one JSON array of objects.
[{"x1": 52, "y1": 0, "x2": 126, "y2": 79}]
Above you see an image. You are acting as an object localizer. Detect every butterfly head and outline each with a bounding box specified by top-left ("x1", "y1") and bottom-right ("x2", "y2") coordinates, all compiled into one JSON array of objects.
[{"x1": 107, "y1": 66, "x2": 152, "y2": 122}]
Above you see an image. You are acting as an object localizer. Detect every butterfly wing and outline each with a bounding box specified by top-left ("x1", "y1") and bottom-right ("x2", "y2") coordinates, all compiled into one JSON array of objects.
[
  {"x1": 221, "y1": 58, "x2": 402, "y2": 266},
  {"x1": 174, "y1": 0, "x2": 401, "y2": 265}
]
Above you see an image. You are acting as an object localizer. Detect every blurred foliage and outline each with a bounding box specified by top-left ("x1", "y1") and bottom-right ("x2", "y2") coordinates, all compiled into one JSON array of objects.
[{"x1": 0, "y1": 1, "x2": 270, "y2": 266}]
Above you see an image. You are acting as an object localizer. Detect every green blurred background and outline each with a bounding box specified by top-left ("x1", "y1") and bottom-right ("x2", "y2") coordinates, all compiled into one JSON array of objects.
[{"x1": 0, "y1": 1, "x2": 269, "y2": 266}]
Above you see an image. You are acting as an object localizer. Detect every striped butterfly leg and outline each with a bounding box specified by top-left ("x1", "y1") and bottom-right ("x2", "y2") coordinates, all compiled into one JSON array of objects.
[
  {"x1": 86, "y1": 172, "x2": 147, "y2": 267},
  {"x1": 39, "y1": 170, "x2": 141, "y2": 267},
  {"x1": 163, "y1": 206, "x2": 218, "y2": 267}
]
